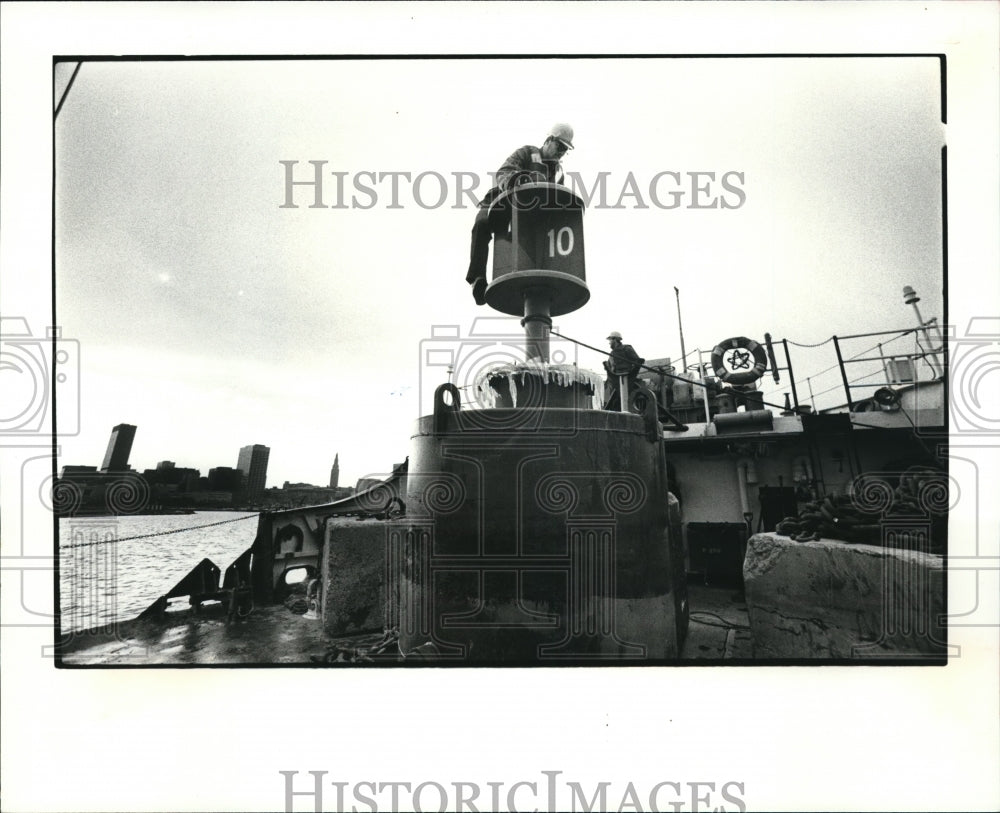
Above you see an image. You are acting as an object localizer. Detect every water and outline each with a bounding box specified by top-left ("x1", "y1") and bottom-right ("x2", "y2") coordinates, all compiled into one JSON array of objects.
[{"x1": 58, "y1": 511, "x2": 259, "y2": 633}]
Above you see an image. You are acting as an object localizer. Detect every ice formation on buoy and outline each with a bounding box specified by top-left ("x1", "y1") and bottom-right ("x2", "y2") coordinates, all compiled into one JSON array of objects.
[{"x1": 473, "y1": 361, "x2": 604, "y2": 410}]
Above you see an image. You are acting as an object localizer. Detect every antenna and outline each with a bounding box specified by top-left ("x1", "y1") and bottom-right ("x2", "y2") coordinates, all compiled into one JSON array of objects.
[
  {"x1": 674, "y1": 287, "x2": 688, "y2": 371},
  {"x1": 55, "y1": 62, "x2": 82, "y2": 119},
  {"x1": 902, "y1": 285, "x2": 943, "y2": 378}
]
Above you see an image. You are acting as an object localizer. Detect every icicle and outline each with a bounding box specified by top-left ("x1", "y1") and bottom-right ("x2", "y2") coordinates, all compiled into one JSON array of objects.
[
  {"x1": 477, "y1": 379, "x2": 496, "y2": 409},
  {"x1": 469, "y1": 361, "x2": 604, "y2": 410}
]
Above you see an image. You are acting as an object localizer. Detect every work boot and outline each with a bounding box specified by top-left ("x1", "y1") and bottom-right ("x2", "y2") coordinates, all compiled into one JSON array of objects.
[{"x1": 472, "y1": 277, "x2": 487, "y2": 305}]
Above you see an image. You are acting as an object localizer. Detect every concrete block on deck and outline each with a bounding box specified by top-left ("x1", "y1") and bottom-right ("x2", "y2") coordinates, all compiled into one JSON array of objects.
[
  {"x1": 321, "y1": 518, "x2": 387, "y2": 636},
  {"x1": 744, "y1": 532, "x2": 945, "y2": 660}
]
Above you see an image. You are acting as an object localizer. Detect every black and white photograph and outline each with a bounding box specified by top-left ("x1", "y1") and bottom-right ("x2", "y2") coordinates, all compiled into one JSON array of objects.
[
  {"x1": 2, "y1": 3, "x2": 998, "y2": 811},
  {"x1": 51, "y1": 53, "x2": 951, "y2": 666}
]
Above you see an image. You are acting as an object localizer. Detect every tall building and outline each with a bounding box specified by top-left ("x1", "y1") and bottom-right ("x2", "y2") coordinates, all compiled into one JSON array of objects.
[
  {"x1": 100, "y1": 424, "x2": 136, "y2": 472},
  {"x1": 236, "y1": 444, "x2": 270, "y2": 499},
  {"x1": 208, "y1": 466, "x2": 241, "y2": 491},
  {"x1": 329, "y1": 453, "x2": 340, "y2": 489},
  {"x1": 60, "y1": 465, "x2": 97, "y2": 481},
  {"x1": 142, "y1": 466, "x2": 201, "y2": 489}
]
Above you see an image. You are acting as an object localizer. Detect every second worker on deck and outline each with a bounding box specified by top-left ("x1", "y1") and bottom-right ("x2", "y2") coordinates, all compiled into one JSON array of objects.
[{"x1": 604, "y1": 331, "x2": 645, "y2": 411}]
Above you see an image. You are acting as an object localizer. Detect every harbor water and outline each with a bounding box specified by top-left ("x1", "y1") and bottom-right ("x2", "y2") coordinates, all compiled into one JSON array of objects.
[{"x1": 58, "y1": 511, "x2": 258, "y2": 633}]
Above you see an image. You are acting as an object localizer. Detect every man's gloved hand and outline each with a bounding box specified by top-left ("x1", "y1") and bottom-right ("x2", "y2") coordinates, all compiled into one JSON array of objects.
[{"x1": 505, "y1": 172, "x2": 527, "y2": 191}]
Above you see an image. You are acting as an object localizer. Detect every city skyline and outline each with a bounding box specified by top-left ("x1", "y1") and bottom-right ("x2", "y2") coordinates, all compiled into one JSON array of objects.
[
  {"x1": 63, "y1": 409, "x2": 386, "y2": 488},
  {"x1": 64, "y1": 422, "x2": 348, "y2": 491}
]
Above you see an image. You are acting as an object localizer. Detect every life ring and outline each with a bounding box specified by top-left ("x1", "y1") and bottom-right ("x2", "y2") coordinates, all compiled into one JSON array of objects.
[{"x1": 710, "y1": 336, "x2": 768, "y2": 385}]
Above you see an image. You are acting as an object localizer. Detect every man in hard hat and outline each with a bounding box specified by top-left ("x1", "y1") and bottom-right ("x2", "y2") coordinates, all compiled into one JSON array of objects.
[
  {"x1": 603, "y1": 331, "x2": 644, "y2": 411},
  {"x1": 466, "y1": 123, "x2": 575, "y2": 305}
]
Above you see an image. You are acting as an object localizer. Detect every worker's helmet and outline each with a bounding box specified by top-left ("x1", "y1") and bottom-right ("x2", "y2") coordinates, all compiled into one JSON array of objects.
[
  {"x1": 607, "y1": 331, "x2": 622, "y2": 341},
  {"x1": 548, "y1": 122, "x2": 575, "y2": 150}
]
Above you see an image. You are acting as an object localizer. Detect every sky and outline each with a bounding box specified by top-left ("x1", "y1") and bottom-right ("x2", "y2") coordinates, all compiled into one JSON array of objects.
[{"x1": 53, "y1": 56, "x2": 945, "y2": 488}]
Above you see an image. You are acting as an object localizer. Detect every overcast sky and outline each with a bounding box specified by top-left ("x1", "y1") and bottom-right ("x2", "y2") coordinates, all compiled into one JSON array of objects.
[{"x1": 54, "y1": 56, "x2": 944, "y2": 487}]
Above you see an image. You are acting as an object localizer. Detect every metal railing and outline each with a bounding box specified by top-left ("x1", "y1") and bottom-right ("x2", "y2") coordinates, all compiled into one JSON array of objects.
[{"x1": 819, "y1": 320, "x2": 945, "y2": 410}]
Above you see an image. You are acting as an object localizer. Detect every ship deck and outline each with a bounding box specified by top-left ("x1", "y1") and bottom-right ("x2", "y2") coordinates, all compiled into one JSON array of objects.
[{"x1": 58, "y1": 584, "x2": 751, "y2": 666}]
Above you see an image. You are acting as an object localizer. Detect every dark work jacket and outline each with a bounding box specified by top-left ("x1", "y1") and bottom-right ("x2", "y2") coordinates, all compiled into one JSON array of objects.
[
  {"x1": 605, "y1": 343, "x2": 644, "y2": 379},
  {"x1": 480, "y1": 145, "x2": 566, "y2": 207}
]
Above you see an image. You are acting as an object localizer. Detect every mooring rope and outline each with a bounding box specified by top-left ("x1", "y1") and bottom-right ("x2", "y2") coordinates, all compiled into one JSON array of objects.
[{"x1": 60, "y1": 513, "x2": 259, "y2": 549}]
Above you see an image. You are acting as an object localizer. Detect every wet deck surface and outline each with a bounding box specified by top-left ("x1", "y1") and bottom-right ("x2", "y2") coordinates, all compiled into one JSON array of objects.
[
  {"x1": 59, "y1": 605, "x2": 370, "y2": 666},
  {"x1": 682, "y1": 584, "x2": 754, "y2": 660},
  {"x1": 60, "y1": 585, "x2": 752, "y2": 666}
]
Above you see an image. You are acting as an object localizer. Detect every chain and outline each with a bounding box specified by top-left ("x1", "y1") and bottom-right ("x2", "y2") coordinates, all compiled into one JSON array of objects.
[
  {"x1": 61, "y1": 513, "x2": 259, "y2": 549},
  {"x1": 785, "y1": 336, "x2": 834, "y2": 348}
]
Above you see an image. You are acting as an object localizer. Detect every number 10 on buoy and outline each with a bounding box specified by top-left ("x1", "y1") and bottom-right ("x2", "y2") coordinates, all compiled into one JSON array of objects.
[{"x1": 547, "y1": 226, "x2": 575, "y2": 257}]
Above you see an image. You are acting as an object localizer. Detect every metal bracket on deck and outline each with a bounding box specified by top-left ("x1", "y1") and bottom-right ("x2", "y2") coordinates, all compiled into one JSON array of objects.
[
  {"x1": 433, "y1": 382, "x2": 461, "y2": 434},
  {"x1": 629, "y1": 381, "x2": 662, "y2": 443}
]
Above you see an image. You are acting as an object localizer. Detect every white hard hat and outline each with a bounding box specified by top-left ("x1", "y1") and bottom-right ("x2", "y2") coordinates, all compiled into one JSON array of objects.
[
  {"x1": 548, "y1": 122, "x2": 574, "y2": 150},
  {"x1": 607, "y1": 331, "x2": 622, "y2": 340}
]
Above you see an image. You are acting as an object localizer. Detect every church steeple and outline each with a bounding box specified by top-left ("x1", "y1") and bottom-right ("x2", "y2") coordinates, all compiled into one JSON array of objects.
[{"x1": 329, "y1": 453, "x2": 340, "y2": 489}]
